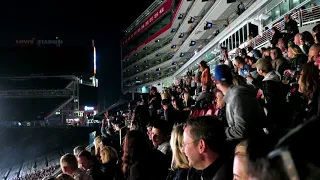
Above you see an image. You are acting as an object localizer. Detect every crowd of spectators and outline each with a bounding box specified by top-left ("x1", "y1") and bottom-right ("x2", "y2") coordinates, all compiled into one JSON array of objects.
[
  {"x1": 14, "y1": 4, "x2": 320, "y2": 180},
  {"x1": 14, "y1": 165, "x2": 60, "y2": 180}
]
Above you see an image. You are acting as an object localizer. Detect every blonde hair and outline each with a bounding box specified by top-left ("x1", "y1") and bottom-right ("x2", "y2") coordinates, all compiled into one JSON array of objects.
[
  {"x1": 94, "y1": 136, "x2": 103, "y2": 156},
  {"x1": 161, "y1": 90, "x2": 171, "y2": 100},
  {"x1": 100, "y1": 146, "x2": 118, "y2": 164},
  {"x1": 234, "y1": 140, "x2": 249, "y2": 179},
  {"x1": 183, "y1": 92, "x2": 191, "y2": 105},
  {"x1": 170, "y1": 124, "x2": 189, "y2": 170},
  {"x1": 288, "y1": 44, "x2": 303, "y2": 58},
  {"x1": 255, "y1": 58, "x2": 273, "y2": 73},
  {"x1": 56, "y1": 174, "x2": 75, "y2": 180},
  {"x1": 232, "y1": 75, "x2": 247, "y2": 86},
  {"x1": 235, "y1": 140, "x2": 248, "y2": 156},
  {"x1": 94, "y1": 136, "x2": 103, "y2": 147}
]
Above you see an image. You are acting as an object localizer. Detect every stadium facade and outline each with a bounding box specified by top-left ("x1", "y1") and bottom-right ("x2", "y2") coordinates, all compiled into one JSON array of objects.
[{"x1": 121, "y1": 0, "x2": 318, "y2": 94}]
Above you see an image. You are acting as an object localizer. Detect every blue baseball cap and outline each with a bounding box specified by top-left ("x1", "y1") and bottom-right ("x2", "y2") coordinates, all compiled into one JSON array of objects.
[{"x1": 214, "y1": 65, "x2": 233, "y2": 82}]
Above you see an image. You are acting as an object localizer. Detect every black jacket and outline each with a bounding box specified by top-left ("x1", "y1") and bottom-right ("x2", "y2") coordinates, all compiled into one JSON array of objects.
[
  {"x1": 292, "y1": 91, "x2": 320, "y2": 128},
  {"x1": 126, "y1": 149, "x2": 169, "y2": 180},
  {"x1": 186, "y1": 156, "x2": 233, "y2": 180},
  {"x1": 101, "y1": 162, "x2": 124, "y2": 180},
  {"x1": 87, "y1": 162, "x2": 104, "y2": 180},
  {"x1": 271, "y1": 30, "x2": 282, "y2": 47},
  {"x1": 284, "y1": 19, "x2": 299, "y2": 36},
  {"x1": 290, "y1": 54, "x2": 308, "y2": 71}
]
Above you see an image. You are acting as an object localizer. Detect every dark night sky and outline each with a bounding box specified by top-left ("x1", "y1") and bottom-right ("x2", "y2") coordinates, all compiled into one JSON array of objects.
[{"x1": 0, "y1": 0, "x2": 154, "y2": 108}]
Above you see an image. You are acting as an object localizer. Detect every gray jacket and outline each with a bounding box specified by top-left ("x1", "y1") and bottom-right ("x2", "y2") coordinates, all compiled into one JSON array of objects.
[{"x1": 224, "y1": 85, "x2": 266, "y2": 140}]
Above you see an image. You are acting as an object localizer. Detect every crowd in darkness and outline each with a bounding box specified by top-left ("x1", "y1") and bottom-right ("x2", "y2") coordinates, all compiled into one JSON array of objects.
[{"x1": 14, "y1": 5, "x2": 320, "y2": 180}]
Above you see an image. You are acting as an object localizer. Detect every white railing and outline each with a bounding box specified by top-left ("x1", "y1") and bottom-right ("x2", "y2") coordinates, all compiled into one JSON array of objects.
[{"x1": 234, "y1": 6, "x2": 319, "y2": 54}]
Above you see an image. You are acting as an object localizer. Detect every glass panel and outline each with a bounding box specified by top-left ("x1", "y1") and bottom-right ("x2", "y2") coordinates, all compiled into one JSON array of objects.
[
  {"x1": 232, "y1": 34, "x2": 236, "y2": 49},
  {"x1": 290, "y1": 0, "x2": 301, "y2": 9},
  {"x1": 280, "y1": 0, "x2": 290, "y2": 16},
  {"x1": 264, "y1": 11, "x2": 272, "y2": 27},
  {"x1": 271, "y1": 5, "x2": 281, "y2": 21},
  {"x1": 235, "y1": 31, "x2": 239, "y2": 47},
  {"x1": 244, "y1": 24, "x2": 248, "y2": 41},
  {"x1": 239, "y1": 28, "x2": 244, "y2": 44},
  {"x1": 226, "y1": 39, "x2": 229, "y2": 50}
]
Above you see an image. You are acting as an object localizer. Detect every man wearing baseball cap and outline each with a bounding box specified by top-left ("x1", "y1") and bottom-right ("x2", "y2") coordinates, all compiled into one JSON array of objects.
[{"x1": 214, "y1": 65, "x2": 266, "y2": 143}]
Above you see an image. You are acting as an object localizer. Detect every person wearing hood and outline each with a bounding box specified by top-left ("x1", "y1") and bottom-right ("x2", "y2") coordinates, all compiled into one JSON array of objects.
[
  {"x1": 255, "y1": 57, "x2": 290, "y2": 137},
  {"x1": 214, "y1": 65, "x2": 266, "y2": 145}
]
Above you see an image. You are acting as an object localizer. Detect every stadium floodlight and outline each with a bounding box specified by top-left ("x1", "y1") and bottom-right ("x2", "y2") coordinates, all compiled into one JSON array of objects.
[
  {"x1": 204, "y1": 22, "x2": 213, "y2": 30},
  {"x1": 189, "y1": 41, "x2": 196, "y2": 46},
  {"x1": 188, "y1": 17, "x2": 195, "y2": 24}
]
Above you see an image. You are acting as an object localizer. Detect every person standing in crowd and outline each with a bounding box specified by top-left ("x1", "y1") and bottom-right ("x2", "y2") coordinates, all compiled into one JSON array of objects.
[
  {"x1": 167, "y1": 124, "x2": 189, "y2": 180},
  {"x1": 283, "y1": 14, "x2": 299, "y2": 41},
  {"x1": 60, "y1": 154, "x2": 93, "y2": 180},
  {"x1": 294, "y1": 33, "x2": 309, "y2": 55},
  {"x1": 101, "y1": 111, "x2": 112, "y2": 138},
  {"x1": 255, "y1": 58, "x2": 289, "y2": 136},
  {"x1": 291, "y1": 62, "x2": 320, "y2": 127},
  {"x1": 131, "y1": 105, "x2": 150, "y2": 134},
  {"x1": 183, "y1": 116, "x2": 232, "y2": 180},
  {"x1": 308, "y1": 43, "x2": 320, "y2": 62},
  {"x1": 234, "y1": 56, "x2": 252, "y2": 78},
  {"x1": 269, "y1": 47, "x2": 288, "y2": 76},
  {"x1": 221, "y1": 47, "x2": 233, "y2": 68},
  {"x1": 73, "y1": 146, "x2": 86, "y2": 157},
  {"x1": 270, "y1": 27, "x2": 282, "y2": 48},
  {"x1": 122, "y1": 130, "x2": 168, "y2": 180},
  {"x1": 152, "y1": 120, "x2": 172, "y2": 167},
  {"x1": 77, "y1": 151, "x2": 103, "y2": 180},
  {"x1": 237, "y1": 2, "x2": 245, "y2": 16},
  {"x1": 302, "y1": 31, "x2": 314, "y2": 47},
  {"x1": 214, "y1": 65, "x2": 266, "y2": 142},
  {"x1": 287, "y1": 44, "x2": 308, "y2": 71},
  {"x1": 100, "y1": 146, "x2": 123, "y2": 180},
  {"x1": 199, "y1": 61, "x2": 212, "y2": 88},
  {"x1": 312, "y1": 24, "x2": 320, "y2": 41},
  {"x1": 148, "y1": 86, "x2": 161, "y2": 118}
]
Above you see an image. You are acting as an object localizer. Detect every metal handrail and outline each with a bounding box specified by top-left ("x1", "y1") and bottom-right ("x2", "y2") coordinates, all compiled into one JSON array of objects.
[
  {"x1": 125, "y1": 0, "x2": 257, "y2": 89},
  {"x1": 119, "y1": 126, "x2": 127, "y2": 147},
  {"x1": 233, "y1": 5, "x2": 319, "y2": 55},
  {"x1": 124, "y1": 0, "x2": 164, "y2": 36},
  {"x1": 227, "y1": 0, "x2": 256, "y2": 24}
]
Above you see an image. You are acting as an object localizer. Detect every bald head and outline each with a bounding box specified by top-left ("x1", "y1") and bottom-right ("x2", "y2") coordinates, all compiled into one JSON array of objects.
[
  {"x1": 60, "y1": 154, "x2": 78, "y2": 174},
  {"x1": 308, "y1": 43, "x2": 320, "y2": 62},
  {"x1": 294, "y1": 33, "x2": 304, "y2": 46}
]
